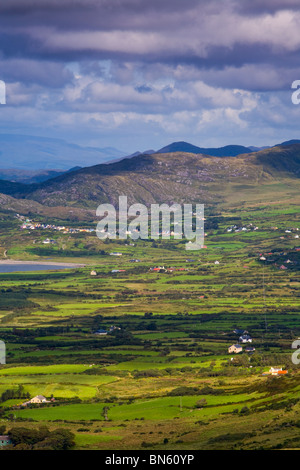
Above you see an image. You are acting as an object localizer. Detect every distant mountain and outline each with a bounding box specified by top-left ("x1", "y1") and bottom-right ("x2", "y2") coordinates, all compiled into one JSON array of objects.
[
  {"x1": 276, "y1": 139, "x2": 300, "y2": 147},
  {"x1": 1, "y1": 143, "x2": 299, "y2": 209},
  {"x1": 248, "y1": 146, "x2": 271, "y2": 152},
  {"x1": 0, "y1": 166, "x2": 83, "y2": 184},
  {"x1": 0, "y1": 134, "x2": 126, "y2": 170},
  {"x1": 156, "y1": 141, "x2": 253, "y2": 157}
]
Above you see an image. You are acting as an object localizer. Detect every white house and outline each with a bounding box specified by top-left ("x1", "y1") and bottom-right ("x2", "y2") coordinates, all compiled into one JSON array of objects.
[
  {"x1": 30, "y1": 395, "x2": 48, "y2": 404},
  {"x1": 239, "y1": 335, "x2": 252, "y2": 343},
  {"x1": 22, "y1": 395, "x2": 49, "y2": 406}
]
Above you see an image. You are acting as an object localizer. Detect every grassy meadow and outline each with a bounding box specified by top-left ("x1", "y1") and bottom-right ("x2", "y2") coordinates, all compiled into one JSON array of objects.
[{"x1": 0, "y1": 197, "x2": 299, "y2": 450}]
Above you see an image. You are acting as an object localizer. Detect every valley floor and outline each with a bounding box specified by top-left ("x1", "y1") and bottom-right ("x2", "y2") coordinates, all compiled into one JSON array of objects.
[{"x1": 0, "y1": 198, "x2": 299, "y2": 450}]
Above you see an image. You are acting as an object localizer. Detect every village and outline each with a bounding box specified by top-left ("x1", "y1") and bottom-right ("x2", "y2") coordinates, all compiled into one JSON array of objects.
[{"x1": 17, "y1": 214, "x2": 95, "y2": 235}]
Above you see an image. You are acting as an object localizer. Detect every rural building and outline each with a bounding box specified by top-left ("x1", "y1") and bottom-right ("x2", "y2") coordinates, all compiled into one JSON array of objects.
[
  {"x1": 269, "y1": 367, "x2": 288, "y2": 376},
  {"x1": 22, "y1": 395, "x2": 49, "y2": 406},
  {"x1": 228, "y1": 344, "x2": 243, "y2": 354},
  {"x1": 94, "y1": 329, "x2": 108, "y2": 336},
  {"x1": 30, "y1": 395, "x2": 48, "y2": 404},
  {"x1": 239, "y1": 334, "x2": 252, "y2": 343},
  {"x1": 233, "y1": 329, "x2": 248, "y2": 335},
  {"x1": 150, "y1": 266, "x2": 165, "y2": 272},
  {"x1": 0, "y1": 435, "x2": 12, "y2": 447},
  {"x1": 109, "y1": 325, "x2": 121, "y2": 332}
]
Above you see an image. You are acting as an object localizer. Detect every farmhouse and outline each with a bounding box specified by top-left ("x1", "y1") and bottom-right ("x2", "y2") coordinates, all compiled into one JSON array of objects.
[
  {"x1": 22, "y1": 395, "x2": 49, "y2": 406},
  {"x1": 94, "y1": 329, "x2": 108, "y2": 336},
  {"x1": 32, "y1": 395, "x2": 48, "y2": 403},
  {"x1": 228, "y1": 344, "x2": 243, "y2": 354}
]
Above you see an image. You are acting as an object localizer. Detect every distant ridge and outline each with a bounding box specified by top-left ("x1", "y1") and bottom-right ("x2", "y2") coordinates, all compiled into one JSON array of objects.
[
  {"x1": 276, "y1": 139, "x2": 300, "y2": 146},
  {"x1": 0, "y1": 166, "x2": 82, "y2": 184},
  {"x1": 156, "y1": 141, "x2": 253, "y2": 157},
  {"x1": 0, "y1": 134, "x2": 125, "y2": 170},
  {"x1": 0, "y1": 142, "x2": 299, "y2": 209}
]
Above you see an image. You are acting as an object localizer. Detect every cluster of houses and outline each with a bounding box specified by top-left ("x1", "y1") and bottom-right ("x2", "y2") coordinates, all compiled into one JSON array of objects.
[
  {"x1": 274, "y1": 226, "x2": 299, "y2": 240},
  {"x1": 259, "y1": 249, "x2": 299, "y2": 270},
  {"x1": 17, "y1": 214, "x2": 95, "y2": 234},
  {"x1": 149, "y1": 266, "x2": 188, "y2": 273},
  {"x1": 228, "y1": 329, "x2": 255, "y2": 354},
  {"x1": 228, "y1": 330, "x2": 289, "y2": 376},
  {"x1": 20, "y1": 221, "x2": 95, "y2": 234},
  {"x1": 226, "y1": 223, "x2": 259, "y2": 233},
  {"x1": 94, "y1": 325, "x2": 121, "y2": 336},
  {"x1": 283, "y1": 227, "x2": 299, "y2": 239}
]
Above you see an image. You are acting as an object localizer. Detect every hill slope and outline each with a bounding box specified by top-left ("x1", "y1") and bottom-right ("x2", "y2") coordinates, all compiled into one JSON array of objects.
[{"x1": 0, "y1": 144, "x2": 299, "y2": 210}]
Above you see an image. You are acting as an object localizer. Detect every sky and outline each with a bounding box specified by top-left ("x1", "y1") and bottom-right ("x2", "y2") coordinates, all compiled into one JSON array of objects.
[{"x1": 1, "y1": 0, "x2": 300, "y2": 154}]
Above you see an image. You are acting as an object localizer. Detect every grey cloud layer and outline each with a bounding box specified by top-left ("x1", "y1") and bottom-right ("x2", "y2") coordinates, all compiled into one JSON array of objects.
[{"x1": 1, "y1": 0, "x2": 300, "y2": 150}]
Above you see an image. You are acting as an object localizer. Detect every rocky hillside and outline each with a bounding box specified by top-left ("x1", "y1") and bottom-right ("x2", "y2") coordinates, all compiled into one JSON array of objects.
[{"x1": 0, "y1": 144, "x2": 299, "y2": 210}]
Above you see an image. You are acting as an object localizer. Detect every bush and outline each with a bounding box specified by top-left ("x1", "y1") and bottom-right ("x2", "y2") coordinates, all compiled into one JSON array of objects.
[
  {"x1": 168, "y1": 386, "x2": 199, "y2": 396},
  {"x1": 8, "y1": 426, "x2": 75, "y2": 450}
]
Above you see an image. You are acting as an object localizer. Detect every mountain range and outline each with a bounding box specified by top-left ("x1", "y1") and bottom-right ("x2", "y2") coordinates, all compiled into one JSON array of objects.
[
  {"x1": 0, "y1": 135, "x2": 298, "y2": 185},
  {"x1": 0, "y1": 142, "x2": 299, "y2": 216},
  {"x1": 156, "y1": 141, "x2": 253, "y2": 156}
]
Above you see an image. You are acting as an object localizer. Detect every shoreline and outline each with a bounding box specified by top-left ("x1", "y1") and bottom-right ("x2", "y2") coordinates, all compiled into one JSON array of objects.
[{"x1": 0, "y1": 260, "x2": 86, "y2": 267}]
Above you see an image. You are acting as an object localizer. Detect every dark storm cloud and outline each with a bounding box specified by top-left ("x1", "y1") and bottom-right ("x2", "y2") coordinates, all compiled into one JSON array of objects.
[
  {"x1": 0, "y1": 0, "x2": 206, "y2": 31},
  {"x1": 1, "y1": 0, "x2": 300, "y2": 151},
  {"x1": 1, "y1": 0, "x2": 300, "y2": 80}
]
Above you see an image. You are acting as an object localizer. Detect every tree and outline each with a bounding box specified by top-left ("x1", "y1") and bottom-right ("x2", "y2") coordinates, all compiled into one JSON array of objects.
[
  {"x1": 196, "y1": 398, "x2": 207, "y2": 408},
  {"x1": 47, "y1": 429, "x2": 75, "y2": 450}
]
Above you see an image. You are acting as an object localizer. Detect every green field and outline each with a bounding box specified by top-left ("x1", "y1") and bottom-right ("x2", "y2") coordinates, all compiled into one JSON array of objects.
[{"x1": 0, "y1": 197, "x2": 299, "y2": 450}]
